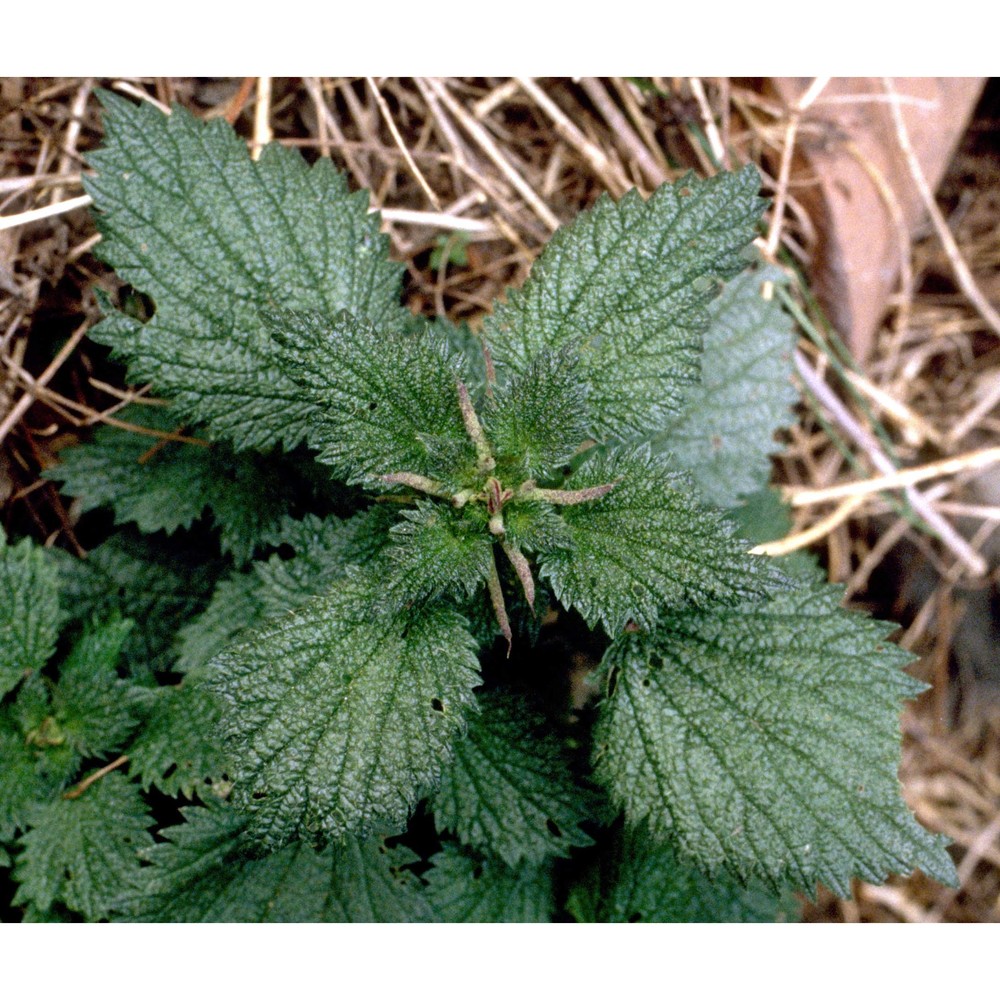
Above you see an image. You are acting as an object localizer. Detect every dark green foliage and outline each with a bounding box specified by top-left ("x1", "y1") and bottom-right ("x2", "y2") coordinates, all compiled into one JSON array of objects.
[
  {"x1": 130, "y1": 801, "x2": 431, "y2": 922},
  {"x1": 598, "y1": 827, "x2": 794, "y2": 923},
  {"x1": 381, "y1": 502, "x2": 495, "y2": 610},
  {"x1": 538, "y1": 447, "x2": 786, "y2": 633},
  {"x1": 54, "y1": 533, "x2": 218, "y2": 678},
  {"x1": 13, "y1": 773, "x2": 154, "y2": 920},
  {"x1": 423, "y1": 843, "x2": 556, "y2": 922},
  {"x1": 126, "y1": 680, "x2": 229, "y2": 797},
  {"x1": 653, "y1": 263, "x2": 798, "y2": 508},
  {"x1": 3, "y1": 94, "x2": 956, "y2": 923},
  {"x1": 0, "y1": 526, "x2": 62, "y2": 698},
  {"x1": 174, "y1": 571, "x2": 268, "y2": 675},
  {"x1": 593, "y1": 569, "x2": 956, "y2": 895},
  {"x1": 268, "y1": 308, "x2": 476, "y2": 487},
  {"x1": 484, "y1": 167, "x2": 766, "y2": 440},
  {"x1": 256, "y1": 509, "x2": 395, "y2": 613},
  {"x1": 484, "y1": 346, "x2": 589, "y2": 479},
  {"x1": 0, "y1": 710, "x2": 75, "y2": 841},
  {"x1": 213, "y1": 570, "x2": 481, "y2": 850},
  {"x1": 84, "y1": 91, "x2": 407, "y2": 450},
  {"x1": 48, "y1": 616, "x2": 139, "y2": 756},
  {"x1": 432, "y1": 690, "x2": 594, "y2": 865},
  {"x1": 46, "y1": 405, "x2": 298, "y2": 564}
]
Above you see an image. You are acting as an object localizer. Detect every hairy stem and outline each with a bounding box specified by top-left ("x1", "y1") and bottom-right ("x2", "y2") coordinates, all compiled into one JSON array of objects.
[{"x1": 487, "y1": 550, "x2": 513, "y2": 656}]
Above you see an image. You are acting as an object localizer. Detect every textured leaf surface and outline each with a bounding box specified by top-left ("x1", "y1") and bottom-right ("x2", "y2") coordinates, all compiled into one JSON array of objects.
[
  {"x1": 174, "y1": 510, "x2": 395, "y2": 674},
  {"x1": 601, "y1": 827, "x2": 793, "y2": 922},
  {"x1": 0, "y1": 527, "x2": 61, "y2": 698},
  {"x1": 485, "y1": 346, "x2": 589, "y2": 479},
  {"x1": 256, "y1": 509, "x2": 394, "y2": 614},
  {"x1": 127, "y1": 680, "x2": 229, "y2": 796},
  {"x1": 267, "y1": 308, "x2": 474, "y2": 486},
  {"x1": 174, "y1": 571, "x2": 267, "y2": 674},
  {"x1": 131, "y1": 802, "x2": 431, "y2": 922},
  {"x1": 424, "y1": 844, "x2": 555, "y2": 922},
  {"x1": 85, "y1": 92, "x2": 406, "y2": 449},
  {"x1": 652, "y1": 264, "x2": 797, "y2": 507},
  {"x1": 538, "y1": 447, "x2": 783, "y2": 634},
  {"x1": 0, "y1": 711, "x2": 75, "y2": 841},
  {"x1": 593, "y1": 575, "x2": 958, "y2": 895},
  {"x1": 13, "y1": 772, "x2": 154, "y2": 920},
  {"x1": 381, "y1": 502, "x2": 494, "y2": 611},
  {"x1": 484, "y1": 167, "x2": 766, "y2": 440},
  {"x1": 432, "y1": 691, "x2": 593, "y2": 866},
  {"x1": 51, "y1": 616, "x2": 139, "y2": 756},
  {"x1": 213, "y1": 571, "x2": 481, "y2": 850},
  {"x1": 48, "y1": 406, "x2": 298, "y2": 564},
  {"x1": 55, "y1": 534, "x2": 218, "y2": 678}
]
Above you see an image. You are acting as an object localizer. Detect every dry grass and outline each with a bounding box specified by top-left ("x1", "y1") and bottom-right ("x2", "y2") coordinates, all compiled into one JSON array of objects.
[{"x1": 1, "y1": 76, "x2": 999, "y2": 921}]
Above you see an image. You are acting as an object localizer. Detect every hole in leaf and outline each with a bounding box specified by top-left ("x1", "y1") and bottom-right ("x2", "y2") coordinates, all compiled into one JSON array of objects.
[
  {"x1": 472, "y1": 864, "x2": 483, "y2": 880},
  {"x1": 641, "y1": 678, "x2": 651, "y2": 689},
  {"x1": 545, "y1": 818, "x2": 562, "y2": 839},
  {"x1": 368, "y1": 401, "x2": 378, "y2": 411},
  {"x1": 431, "y1": 697, "x2": 444, "y2": 713},
  {"x1": 251, "y1": 790, "x2": 268, "y2": 800},
  {"x1": 628, "y1": 912, "x2": 642, "y2": 923},
  {"x1": 276, "y1": 543, "x2": 295, "y2": 561}
]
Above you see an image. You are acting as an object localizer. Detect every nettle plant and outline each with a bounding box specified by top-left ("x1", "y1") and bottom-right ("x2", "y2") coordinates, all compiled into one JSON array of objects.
[{"x1": 0, "y1": 91, "x2": 957, "y2": 922}]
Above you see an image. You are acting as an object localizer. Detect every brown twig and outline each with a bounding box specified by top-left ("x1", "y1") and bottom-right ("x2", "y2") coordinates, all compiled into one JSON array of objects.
[
  {"x1": 0, "y1": 320, "x2": 89, "y2": 446},
  {"x1": 367, "y1": 77, "x2": 442, "y2": 212},
  {"x1": 426, "y1": 77, "x2": 560, "y2": 232},
  {"x1": 884, "y1": 77, "x2": 1000, "y2": 340},
  {"x1": 792, "y1": 349, "x2": 989, "y2": 577},
  {"x1": 62, "y1": 755, "x2": 129, "y2": 800}
]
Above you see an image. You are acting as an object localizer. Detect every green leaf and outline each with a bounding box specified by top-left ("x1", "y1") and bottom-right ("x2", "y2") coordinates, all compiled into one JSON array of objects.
[
  {"x1": 432, "y1": 691, "x2": 593, "y2": 866},
  {"x1": 256, "y1": 510, "x2": 394, "y2": 616},
  {"x1": 0, "y1": 526, "x2": 62, "y2": 698},
  {"x1": 213, "y1": 570, "x2": 481, "y2": 850},
  {"x1": 593, "y1": 573, "x2": 958, "y2": 896},
  {"x1": 727, "y1": 487, "x2": 822, "y2": 581},
  {"x1": 651, "y1": 264, "x2": 797, "y2": 507},
  {"x1": 267, "y1": 307, "x2": 475, "y2": 486},
  {"x1": 85, "y1": 91, "x2": 406, "y2": 450},
  {"x1": 484, "y1": 167, "x2": 766, "y2": 441},
  {"x1": 423, "y1": 843, "x2": 555, "y2": 922},
  {"x1": 381, "y1": 502, "x2": 495, "y2": 611},
  {"x1": 13, "y1": 772, "x2": 154, "y2": 920},
  {"x1": 538, "y1": 447, "x2": 784, "y2": 634},
  {"x1": 500, "y1": 501, "x2": 572, "y2": 555},
  {"x1": 51, "y1": 616, "x2": 139, "y2": 756},
  {"x1": 428, "y1": 315, "x2": 489, "y2": 391},
  {"x1": 55, "y1": 534, "x2": 219, "y2": 678},
  {"x1": 47, "y1": 406, "x2": 298, "y2": 564},
  {"x1": 174, "y1": 509, "x2": 395, "y2": 674},
  {"x1": 0, "y1": 710, "x2": 76, "y2": 841},
  {"x1": 485, "y1": 346, "x2": 589, "y2": 479},
  {"x1": 174, "y1": 571, "x2": 268, "y2": 675},
  {"x1": 601, "y1": 826, "x2": 795, "y2": 922},
  {"x1": 127, "y1": 680, "x2": 229, "y2": 797},
  {"x1": 130, "y1": 801, "x2": 431, "y2": 922}
]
